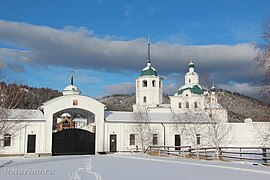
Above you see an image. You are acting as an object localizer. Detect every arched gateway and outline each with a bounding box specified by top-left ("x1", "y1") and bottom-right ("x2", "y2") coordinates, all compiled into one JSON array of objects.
[{"x1": 42, "y1": 91, "x2": 105, "y2": 155}]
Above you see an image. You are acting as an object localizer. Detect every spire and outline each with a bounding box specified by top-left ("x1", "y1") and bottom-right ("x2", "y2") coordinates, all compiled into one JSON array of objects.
[
  {"x1": 140, "y1": 36, "x2": 158, "y2": 76},
  {"x1": 70, "y1": 70, "x2": 74, "y2": 85},
  {"x1": 63, "y1": 70, "x2": 81, "y2": 95},
  {"x1": 211, "y1": 81, "x2": 216, "y2": 92},
  {"x1": 147, "y1": 36, "x2": 151, "y2": 65},
  {"x1": 188, "y1": 53, "x2": 195, "y2": 68}
]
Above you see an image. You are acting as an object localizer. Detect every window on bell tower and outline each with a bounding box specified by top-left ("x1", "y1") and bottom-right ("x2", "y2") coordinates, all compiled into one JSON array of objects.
[
  {"x1": 142, "y1": 80, "x2": 147, "y2": 87},
  {"x1": 152, "y1": 80, "x2": 156, "y2": 87},
  {"x1": 143, "y1": 96, "x2": 147, "y2": 103}
]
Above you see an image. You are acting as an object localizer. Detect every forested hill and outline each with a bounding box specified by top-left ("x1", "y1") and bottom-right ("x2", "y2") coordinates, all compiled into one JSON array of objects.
[
  {"x1": 0, "y1": 82, "x2": 62, "y2": 109},
  {"x1": 1, "y1": 82, "x2": 269, "y2": 122},
  {"x1": 97, "y1": 90, "x2": 270, "y2": 122}
]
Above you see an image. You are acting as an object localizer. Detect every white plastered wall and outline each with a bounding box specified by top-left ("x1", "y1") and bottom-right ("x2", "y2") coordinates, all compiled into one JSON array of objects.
[
  {"x1": 0, "y1": 121, "x2": 46, "y2": 155},
  {"x1": 43, "y1": 94, "x2": 105, "y2": 154}
]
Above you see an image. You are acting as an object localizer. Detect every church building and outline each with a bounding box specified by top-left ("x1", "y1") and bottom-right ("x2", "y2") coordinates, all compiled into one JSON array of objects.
[{"x1": 0, "y1": 39, "x2": 268, "y2": 156}]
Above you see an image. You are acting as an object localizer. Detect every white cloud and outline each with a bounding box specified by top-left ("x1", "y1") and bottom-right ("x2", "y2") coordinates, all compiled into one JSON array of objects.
[
  {"x1": 0, "y1": 20, "x2": 262, "y2": 95},
  {"x1": 218, "y1": 82, "x2": 260, "y2": 98},
  {"x1": 163, "y1": 82, "x2": 180, "y2": 95},
  {"x1": 105, "y1": 82, "x2": 135, "y2": 95}
]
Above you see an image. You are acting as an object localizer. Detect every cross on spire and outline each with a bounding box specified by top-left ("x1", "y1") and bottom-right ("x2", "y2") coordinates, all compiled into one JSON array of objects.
[
  {"x1": 70, "y1": 70, "x2": 74, "y2": 85},
  {"x1": 147, "y1": 35, "x2": 151, "y2": 64},
  {"x1": 189, "y1": 53, "x2": 193, "y2": 63}
]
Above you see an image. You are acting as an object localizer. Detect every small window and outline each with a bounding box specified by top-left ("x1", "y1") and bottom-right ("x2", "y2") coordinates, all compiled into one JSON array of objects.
[
  {"x1": 178, "y1": 102, "x2": 182, "y2": 108},
  {"x1": 142, "y1": 80, "x2": 147, "y2": 87},
  {"x1": 159, "y1": 81, "x2": 161, "y2": 88},
  {"x1": 143, "y1": 96, "x2": 147, "y2": 103},
  {"x1": 4, "y1": 134, "x2": 11, "y2": 147},
  {"x1": 189, "y1": 79, "x2": 191, "y2": 83},
  {"x1": 194, "y1": 102, "x2": 198, "y2": 108},
  {"x1": 153, "y1": 134, "x2": 158, "y2": 145},
  {"x1": 196, "y1": 134, "x2": 201, "y2": 145},
  {"x1": 137, "y1": 81, "x2": 139, "y2": 88},
  {"x1": 186, "y1": 102, "x2": 189, "y2": 108},
  {"x1": 186, "y1": 94, "x2": 188, "y2": 97},
  {"x1": 130, "y1": 134, "x2": 135, "y2": 145},
  {"x1": 152, "y1": 80, "x2": 156, "y2": 87}
]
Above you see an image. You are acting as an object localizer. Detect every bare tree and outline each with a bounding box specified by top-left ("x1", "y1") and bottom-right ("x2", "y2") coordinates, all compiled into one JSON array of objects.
[
  {"x1": 171, "y1": 111, "x2": 185, "y2": 139},
  {"x1": 251, "y1": 16, "x2": 270, "y2": 147},
  {"x1": 201, "y1": 75, "x2": 233, "y2": 159},
  {"x1": 204, "y1": 104, "x2": 233, "y2": 159},
  {"x1": 251, "y1": 122, "x2": 270, "y2": 147},
  {"x1": 172, "y1": 107, "x2": 205, "y2": 159},
  {"x1": 132, "y1": 107, "x2": 153, "y2": 153},
  {"x1": 182, "y1": 112, "x2": 205, "y2": 159},
  {"x1": 0, "y1": 69, "x2": 26, "y2": 149},
  {"x1": 256, "y1": 16, "x2": 270, "y2": 101}
]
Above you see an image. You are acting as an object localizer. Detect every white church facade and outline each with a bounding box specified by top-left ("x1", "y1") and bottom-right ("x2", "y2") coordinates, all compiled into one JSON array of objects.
[{"x1": 0, "y1": 39, "x2": 269, "y2": 156}]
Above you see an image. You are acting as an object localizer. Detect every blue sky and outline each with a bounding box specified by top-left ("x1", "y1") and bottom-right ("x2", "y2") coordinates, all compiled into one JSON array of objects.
[{"x1": 0, "y1": 0, "x2": 269, "y2": 98}]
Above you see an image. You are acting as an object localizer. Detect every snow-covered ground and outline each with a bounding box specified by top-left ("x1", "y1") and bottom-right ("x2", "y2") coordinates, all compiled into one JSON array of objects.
[{"x1": 0, "y1": 153, "x2": 270, "y2": 180}]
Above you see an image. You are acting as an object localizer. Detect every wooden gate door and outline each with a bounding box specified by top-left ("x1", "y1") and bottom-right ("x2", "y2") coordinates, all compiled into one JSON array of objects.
[{"x1": 52, "y1": 129, "x2": 95, "y2": 155}]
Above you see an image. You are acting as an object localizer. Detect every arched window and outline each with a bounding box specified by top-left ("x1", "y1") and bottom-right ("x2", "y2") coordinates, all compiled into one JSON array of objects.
[
  {"x1": 143, "y1": 96, "x2": 147, "y2": 103},
  {"x1": 130, "y1": 134, "x2": 135, "y2": 145},
  {"x1": 152, "y1": 80, "x2": 156, "y2": 87},
  {"x1": 4, "y1": 134, "x2": 11, "y2": 146},
  {"x1": 153, "y1": 134, "x2": 158, "y2": 145},
  {"x1": 142, "y1": 80, "x2": 147, "y2": 87},
  {"x1": 178, "y1": 102, "x2": 182, "y2": 108},
  {"x1": 189, "y1": 79, "x2": 191, "y2": 83},
  {"x1": 137, "y1": 81, "x2": 139, "y2": 88},
  {"x1": 194, "y1": 102, "x2": 198, "y2": 108},
  {"x1": 196, "y1": 134, "x2": 201, "y2": 145},
  {"x1": 159, "y1": 81, "x2": 161, "y2": 88},
  {"x1": 186, "y1": 102, "x2": 189, "y2": 108}
]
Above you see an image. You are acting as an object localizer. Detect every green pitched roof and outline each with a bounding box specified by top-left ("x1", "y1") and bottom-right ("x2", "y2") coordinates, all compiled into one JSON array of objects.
[
  {"x1": 178, "y1": 85, "x2": 203, "y2": 95},
  {"x1": 141, "y1": 66, "x2": 158, "y2": 76}
]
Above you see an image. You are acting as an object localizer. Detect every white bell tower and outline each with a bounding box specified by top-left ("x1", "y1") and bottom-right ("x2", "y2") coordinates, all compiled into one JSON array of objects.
[
  {"x1": 133, "y1": 37, "x2": 163, "y2": 111},
  {"x1": 185, "y1": 54, "x2": 199, "y2": 85}
]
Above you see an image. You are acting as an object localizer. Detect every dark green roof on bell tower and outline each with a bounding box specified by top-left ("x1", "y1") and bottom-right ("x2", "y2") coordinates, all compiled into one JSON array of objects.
[{"x1": 141, "y1": 36, "x2": 158, "y2": 76}]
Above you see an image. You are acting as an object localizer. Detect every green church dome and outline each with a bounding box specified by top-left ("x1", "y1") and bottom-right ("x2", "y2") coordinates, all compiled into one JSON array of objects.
[
  {"x1": 141, "y1": 65, "x2": 158, "y2": 76},
  {"x1": 189, "y1": 62, "x2": 195, "y2": 68},
  {"x1": 140, "y1": 36, "x2": 158, "y2": 76}
]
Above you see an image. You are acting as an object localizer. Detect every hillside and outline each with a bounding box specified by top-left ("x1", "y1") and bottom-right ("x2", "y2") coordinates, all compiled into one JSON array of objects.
[
  {"x1": 0, "y1": 82, "x2": 62, "y2": 109},
  {"x1": 98, "y1": 91, "x2": 270, "y2": 123},
  {"x1": 1, "y1": 82, "x2": 269, "y2": 122},
  {"x1": 216, "y1": 89, "x2": 270, "y2": 122}
]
